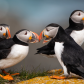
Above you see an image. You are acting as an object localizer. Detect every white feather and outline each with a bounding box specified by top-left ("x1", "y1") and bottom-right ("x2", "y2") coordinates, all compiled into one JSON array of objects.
[
  {"x1": 0, "y1": 44, "x2": 29, "y2": 69},
  {"x1": 54, "y1": 42, "x2": 69, "y2": 76},
  {"x1": 70, "y1": 28, "x2": 84, "y2": 46}
]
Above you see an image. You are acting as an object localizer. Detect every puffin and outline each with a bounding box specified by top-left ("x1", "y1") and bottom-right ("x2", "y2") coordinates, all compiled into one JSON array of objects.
[
  {"x1": 0, "y1": 24, "x2": 12, "y2": 77},
  {"x1": 36, "y1": 10, "x2": 84, "y2": 58},
  {"x1": 0, "y1": 29, "x2": 39, "y2": 80},
  {"x1": 39, "y1": 23, "x2": 84, "y2": 79}
]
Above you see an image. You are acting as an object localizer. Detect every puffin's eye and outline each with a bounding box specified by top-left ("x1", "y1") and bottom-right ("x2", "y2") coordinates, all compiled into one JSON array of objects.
[
  {"x1": 46, "y1": 28, "x2": 49, "y2": 31},
  {"x1": 78, "y1": 12, "x2": 81, "y2": 16},
  {"x1": 25, "y1": 31, "x2": 27, "y2": 35},
  {"x1": 0, "y1": 27, "x2": 2, "y2": 31}
]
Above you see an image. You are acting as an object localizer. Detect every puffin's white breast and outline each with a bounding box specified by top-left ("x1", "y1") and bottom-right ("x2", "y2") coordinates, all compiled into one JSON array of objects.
[
  {"x1": 0, "y1": 44, "x2": 29, "y2": 69},
  {"x1": 54, "y1": 42, "x2": 69, "y2": 76},
  {"x1": 54, "y1": 42, "x2": 64, "y2": 66},
  {"x1": 70, "y1": 28, "x2": 84, "y2": 46}
]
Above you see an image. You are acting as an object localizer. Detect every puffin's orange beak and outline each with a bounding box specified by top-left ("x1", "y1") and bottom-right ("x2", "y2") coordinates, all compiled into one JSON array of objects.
[
  {"x1": 29, "y1": 31, "x2": 39, "y2": 43},
  {"x1": 82, "y1": 17, "x2": 84, "y2": 20},
  {"x1": 39, "y1": 30, "x2": 44, "y2": 42},
  {"x1": 32, "y1": 32, "x2": 39, "y2": 40},
  {"x1": 43, "y1": 37, "x2": 51, "y2": 43},
  {"x1": 39, "y1": 29, "x2": 51, "y2": 43},
  {"x1": 6, "y1": 27, "x2": 11, "y2": 39}
]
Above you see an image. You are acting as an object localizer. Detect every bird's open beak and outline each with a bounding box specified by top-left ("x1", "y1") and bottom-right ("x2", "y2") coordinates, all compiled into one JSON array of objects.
[
  {"x1": 39, "y1": 29, "x2": 51, "y2": 43},
  {"x1": 5, "y1": 27, "x2": 11, "y2": 39},
  {"x1": 28, "y1": 31, "x2": 39, "y2": 43}
]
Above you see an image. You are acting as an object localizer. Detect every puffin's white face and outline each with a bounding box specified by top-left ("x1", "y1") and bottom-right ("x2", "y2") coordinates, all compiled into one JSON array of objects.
[
  {"x1": 71, "y1": 11, "x2": 84, "y2": 23},
  {"x1": 16, "y1": 30, "x2": 39, "y2": 43},
  {"x1": 45, "y1": 26, "x2": 59, "y2": 38},
  {"x1": 0, "y1": 26, "x2": 6, "y2": 38},
  {"x1": 39, "y1": 26, "x2": 59, "y2": 43},
  {"x1": 0, "y1": 26, "x2": 7, "y2": 38}
]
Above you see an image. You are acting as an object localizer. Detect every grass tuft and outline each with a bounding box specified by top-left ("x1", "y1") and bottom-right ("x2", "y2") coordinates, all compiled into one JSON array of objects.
[{"x1": 19, "y1": 68, "x2": 48, "y2": 80}]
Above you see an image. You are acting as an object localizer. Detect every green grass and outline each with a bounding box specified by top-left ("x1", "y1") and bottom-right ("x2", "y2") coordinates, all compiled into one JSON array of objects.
[{"x1": 0, "y1": 68, "x2": 48, "y2": 84}]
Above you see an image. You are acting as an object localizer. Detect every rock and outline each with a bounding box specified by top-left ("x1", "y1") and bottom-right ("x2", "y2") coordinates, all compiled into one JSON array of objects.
[{"x1": 17, "y1": 69, "x2": 84, "y2": 84}]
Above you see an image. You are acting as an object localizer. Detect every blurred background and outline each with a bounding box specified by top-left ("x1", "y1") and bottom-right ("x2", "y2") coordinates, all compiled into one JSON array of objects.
[{"x1": 0, "y1": 0, "x2": 84, "y2": 72}]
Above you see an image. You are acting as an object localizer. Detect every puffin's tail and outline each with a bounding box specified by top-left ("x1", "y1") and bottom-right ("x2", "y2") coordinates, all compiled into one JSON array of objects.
[{"x1": 70, "y1": 65, "x2": 84, "y2": 78}]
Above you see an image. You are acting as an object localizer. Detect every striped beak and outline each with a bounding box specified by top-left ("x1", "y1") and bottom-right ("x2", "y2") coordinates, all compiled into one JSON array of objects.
[
  {"x1": 28, "y1": 31, "x2": 39, "y2": 43},
  {"x1": 39, "y1": 29, "x2": 51, "y2": 43},
  {"x1": 6, "y1": 27, "x2": 11, "y2": 39},
  {"x1": 39, "y1": 29, "x2": 45, "y2": 42}
]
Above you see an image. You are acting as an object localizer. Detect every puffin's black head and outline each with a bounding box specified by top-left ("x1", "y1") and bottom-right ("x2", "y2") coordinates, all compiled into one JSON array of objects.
[
  {"x1": 69, "y1": 10, "x2": 84, "y2": 25},
  {"x1": 0, "y1": 24, "x2": 11, "y2": 39},
  {"x1": 0, "y1": 24, "x2": 10, "y2": 28},
  {"x1": 13, "y1": 29, "x2": 39, "y2": 45},
  {"x1": 39, "y1": 23, "x2": 62, "y2": 43}
]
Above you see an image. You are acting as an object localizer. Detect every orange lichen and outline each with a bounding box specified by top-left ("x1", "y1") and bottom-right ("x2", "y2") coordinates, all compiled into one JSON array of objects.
[{"x1": 17, "y1": 69, "x2": 84, "y2": 84}]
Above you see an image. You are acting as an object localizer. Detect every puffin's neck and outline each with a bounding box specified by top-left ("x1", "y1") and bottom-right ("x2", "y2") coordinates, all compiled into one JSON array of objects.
[
  {"x1": 69, "y1": 19, "x2": 84, "y2": 30},
  {"x1": 53, "y1": 27, "x2": 73, "y2": 43},
  {"x1": 13, "y1": 35, "x2": 29, "y2": 46}
]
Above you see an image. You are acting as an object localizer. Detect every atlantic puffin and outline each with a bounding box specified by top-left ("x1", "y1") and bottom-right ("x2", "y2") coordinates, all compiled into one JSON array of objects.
[
  {"x1": 0, "y1": 29, "x2": 39, "y2": 80},
  {"x1": 39, "y1": 23, "x2": 84, "y2": 79},
  {"x1": 36, "y1": 10, "x2": 84, "y2": 58},
  {"x1": 0, "y1": 24, "x2": 12, "y2": 77}
]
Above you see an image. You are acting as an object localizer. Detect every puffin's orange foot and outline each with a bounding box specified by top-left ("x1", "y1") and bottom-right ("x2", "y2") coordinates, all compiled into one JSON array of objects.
[
  {"x1": 50, "y1": 75, "x2": 66, "y2": 79},
  {"x1": 0, "y1": 74, "x2": 14, "y2": 81},
  {"x1": 2, "y1": 69, "x2": 20, "y2": 76},
  {"x1": 2, "y1": 69, "x2": 9, "y2": 75},
  {"x1": 11, "y1": 73, "x2": 20, "y2": 76}
]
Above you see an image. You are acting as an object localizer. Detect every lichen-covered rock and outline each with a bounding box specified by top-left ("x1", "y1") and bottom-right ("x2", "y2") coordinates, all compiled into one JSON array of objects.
[{"x1": 17, "y1": 69, "x2": 84, "y2": 84}]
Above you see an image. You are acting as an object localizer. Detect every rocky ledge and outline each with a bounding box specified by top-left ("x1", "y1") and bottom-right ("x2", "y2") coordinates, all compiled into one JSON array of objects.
[{"x1": 17, "y1": 69, "x2": 84, "y2": 84}]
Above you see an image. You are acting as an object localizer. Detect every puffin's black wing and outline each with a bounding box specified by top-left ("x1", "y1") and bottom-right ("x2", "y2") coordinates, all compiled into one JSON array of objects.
[
  {"x1": 0, "y1": 38, "x2": 15, "y2": 59},
  {"x1": 0, "y1": 38, "x2": 15, "y2": 49},
  {"x1": 62, "y1": 42, "x2": 84, "y2": 77},
  {"x1": 36, "y1": 39, "x2": 55, "y2": 55},
  {"x1": 0, "y1": 49, "x2": 11, "y2": 59}
]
